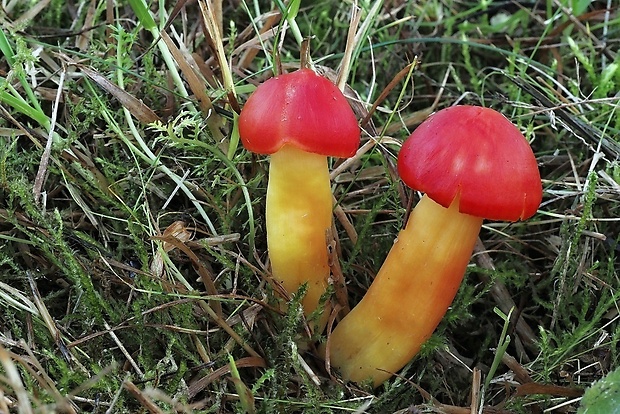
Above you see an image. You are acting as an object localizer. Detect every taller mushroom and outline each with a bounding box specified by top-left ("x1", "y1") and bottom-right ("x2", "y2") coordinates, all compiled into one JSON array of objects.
[
  {"x1": 325, "y1": 105, "x2": 542, "y2": 386},
  {"x1": 238, "y1": 68, "x2": 360, "y2": 330}
]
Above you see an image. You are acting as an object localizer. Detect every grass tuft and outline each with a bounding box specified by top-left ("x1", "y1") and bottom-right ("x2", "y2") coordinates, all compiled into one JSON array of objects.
[{"x1": 0, "y1": 1, "x2": 619, "y2": 412}]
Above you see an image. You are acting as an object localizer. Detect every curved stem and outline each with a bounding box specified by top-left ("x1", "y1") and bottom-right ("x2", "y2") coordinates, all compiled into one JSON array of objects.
[
  {"x1": 267, "y1": 145, "x2": 332, "y2": 330},
  {"x1": 325, "y1": 194, "x2": 483, "y2": 386}
]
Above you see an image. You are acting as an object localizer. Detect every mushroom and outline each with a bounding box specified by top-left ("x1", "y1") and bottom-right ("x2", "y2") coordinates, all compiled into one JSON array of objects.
[
  {"x1": 324, "y1": 105, "x2": 542, "y2": 386},
  {"x1": 238, "y1": 68, "x2": 360, "y2": 330}
]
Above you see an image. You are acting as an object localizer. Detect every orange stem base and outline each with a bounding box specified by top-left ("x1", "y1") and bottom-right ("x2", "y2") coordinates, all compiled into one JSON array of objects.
[{"x1": 325, "y1": 195, "x2": 483, "y2": 386}]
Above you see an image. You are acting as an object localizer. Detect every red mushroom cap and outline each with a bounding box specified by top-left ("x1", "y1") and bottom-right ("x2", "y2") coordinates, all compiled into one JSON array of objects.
[
  {"x1": 397, "y1": 105, "x2": 542, "y2": 221},
  {"x1": 238, "y1": 69, "x2": 360, "y2": 157}
]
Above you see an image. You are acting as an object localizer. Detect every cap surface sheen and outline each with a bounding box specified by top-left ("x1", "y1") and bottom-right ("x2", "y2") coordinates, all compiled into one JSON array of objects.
[
  {"x1": 238, "y1": 69, "x2": 360, "y2": 157},
  {"x1": 398, "y1": 105, "x2": 542, "y2": 221}
]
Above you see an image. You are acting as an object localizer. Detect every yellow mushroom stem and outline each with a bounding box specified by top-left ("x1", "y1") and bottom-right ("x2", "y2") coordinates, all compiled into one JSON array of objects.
[
  {"x1": 324, "y1": 194, "x2": 483, "y2": 387},
  {"x1": 266, "y1": 144, "x2": 333, "y2": 331}
]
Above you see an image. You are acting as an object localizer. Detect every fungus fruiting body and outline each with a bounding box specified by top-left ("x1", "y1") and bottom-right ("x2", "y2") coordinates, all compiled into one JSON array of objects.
[
  {"x1": 238, "y1": 69, "x2": 360, "y2": 330},
  {"x1": 325, "y1": 105, "x2": 542, "y2": 386}
]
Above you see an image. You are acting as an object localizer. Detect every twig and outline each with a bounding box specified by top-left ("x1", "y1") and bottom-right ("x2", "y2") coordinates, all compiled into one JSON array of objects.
[
  {"x1": 333, "y1": 197, "x2": 358, "y2": 246},
  {"x1": 124, "y1": 380, "x2": 165, "y2": 414},
  {"x1": 199, "y1": 0, "x2": 239, "y2": 113},
  {"x1": 33, "y1": 66, "x2": 65, "y2": 205},
  {"x1": 104, "y1": 321, "x2": 144, "y2": 379},
  {"x1": 297, "y1": 352, "x2": 321, "y2": 386},
  {"x1": 336, "y1": 2, "x2": 361, "y2": 91},
  {"x1": 501, "y1": 352, "x2": 533, "y2": 384},
  {"x1": 471, "y1": 367, "x2": 481, "y2": 414}
]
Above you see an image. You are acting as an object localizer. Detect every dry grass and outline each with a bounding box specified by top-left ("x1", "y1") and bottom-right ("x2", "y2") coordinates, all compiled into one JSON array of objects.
[{"x1": 0, "y1": 0, "x2": 619, "y2": 413}]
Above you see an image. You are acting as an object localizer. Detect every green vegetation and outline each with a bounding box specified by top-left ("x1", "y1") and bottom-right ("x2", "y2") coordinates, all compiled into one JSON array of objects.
[
  {"x1": 0, "y1": 0, "x2": 618, "y2": 412},
  {"x1": 579, "y1": 367, "x2": 620, "y2": 414}
]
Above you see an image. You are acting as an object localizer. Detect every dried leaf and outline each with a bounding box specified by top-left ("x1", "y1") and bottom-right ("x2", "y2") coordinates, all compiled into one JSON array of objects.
[
  {"x1": 161, "y1": 221, "x2": 192, "y2": 252},
  {"x1": 58, "y1": 55, "x2": 160, "y2": 124},
  {"x1": 515, "y1": 382, "x2": 584, "y2": 398}
]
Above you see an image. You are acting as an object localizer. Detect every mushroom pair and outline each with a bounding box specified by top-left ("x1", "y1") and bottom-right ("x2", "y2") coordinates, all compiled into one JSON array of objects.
[{"x1": 239, "y1": 69, "x2": 542, "y2": 387}]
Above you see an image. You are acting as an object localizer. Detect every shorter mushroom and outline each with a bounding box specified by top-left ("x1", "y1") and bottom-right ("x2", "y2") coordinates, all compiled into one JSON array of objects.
[
  {"x1": 324, "y1": 105, "x2": 542, "y2": 386},
  {"x1": 238, "y1": 68, "x2": 360, "y2": 330}
]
